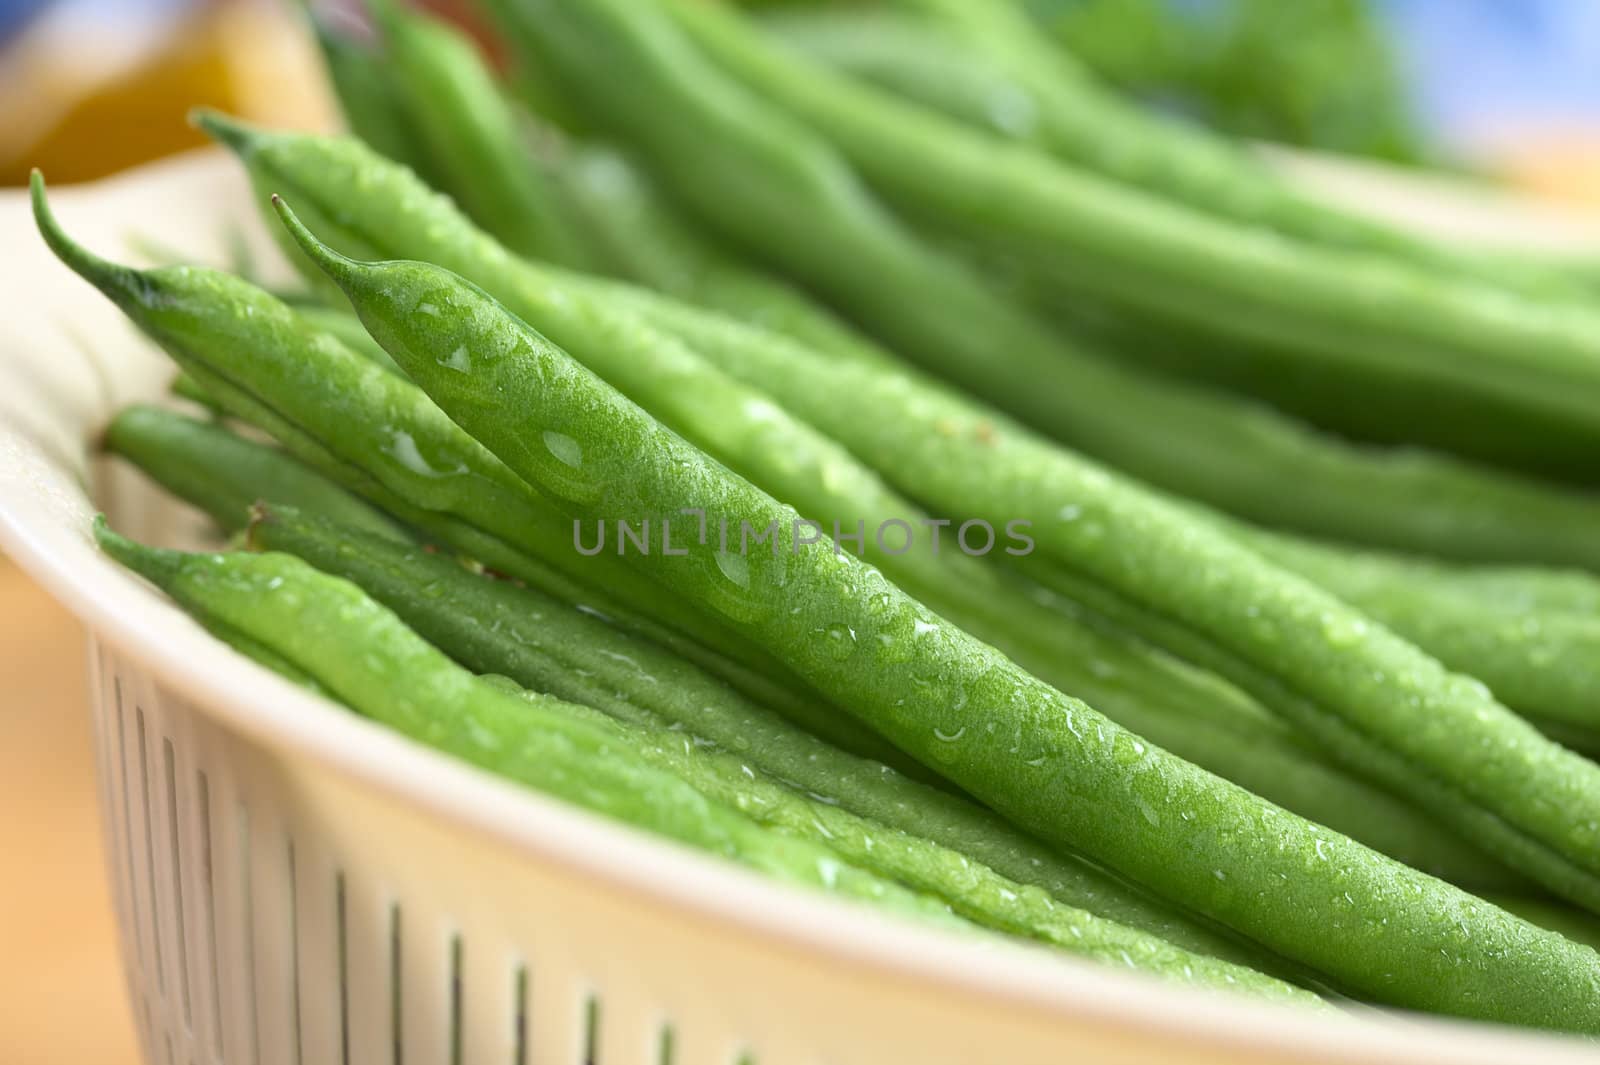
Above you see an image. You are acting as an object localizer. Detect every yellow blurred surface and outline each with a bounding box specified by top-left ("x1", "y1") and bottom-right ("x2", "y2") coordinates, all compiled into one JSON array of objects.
[
  {"x1": 0, "y1": 0, "x2": 336, "y2": 186},
  {"x1": 0, "y1": 559, "x2": 138, "y2": 1063},
  {"x1": 1500, "y1": 135, "x2": 1600, "y2": 208}
]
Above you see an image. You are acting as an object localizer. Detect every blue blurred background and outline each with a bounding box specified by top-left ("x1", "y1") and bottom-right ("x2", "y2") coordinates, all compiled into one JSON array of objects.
[{"x1": 1385, "y1": 0, "x2": 1600, "y2": 145}]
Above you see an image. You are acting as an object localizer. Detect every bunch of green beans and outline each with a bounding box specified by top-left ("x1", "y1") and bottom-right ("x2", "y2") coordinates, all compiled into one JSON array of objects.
[
  {"x1": 664, "y1": 0, "x2": 1600, "y2": 484},
  {"x1": 270, "y1": 203, "x2": 1600, "y2": 1030},
  {"x1": 36, "y1": 0, "x2": 1600, "y2": 1033},
  {"x1": 36, "y1": 174, "x2": 914, "y2": 773},
  {"x1": 196, "y1": 115, "x2": 1600, "y2": 572},
  {"x1": 95, "y1": 516, "x2": 1324, "y2": 1002},
  {"x1": 583, "y1": 277, "x2": 1600, "y2": 915},
  {"x1": 182, "y1": 110, "x2": 1600, "y2": 864},
  {"x1": 248, "y1": 502, "x2": 1277, "y2": 968},
  {"x1": 186, "y1": 112, "x2": 1549, "y2": 888},
  {"x1": 109, "y1": 402, "x2": 1343, "y2": 974},
  {"x1": 114, "y1": 315, "x2": 1525, "y2": 893},
  {"x1": 181, "y1": 103, "x2": 1600, "y2": 710},
  {"x1": 594, "y1": 291, "x2": 1600, "y2": 756},
  {"x1": 567, "y1": 255, "x2": 1600, "y2": 757}
]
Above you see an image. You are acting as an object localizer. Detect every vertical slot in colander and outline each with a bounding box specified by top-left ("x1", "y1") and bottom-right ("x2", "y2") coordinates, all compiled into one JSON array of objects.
[
  {"x1": 247, "y1": 801, "x2": 297, "y2": 1065},
  {"x1": 196, "y1": 771, "x2": 225, "y2": 1061},
  {"x1": 114, "y1": 684, "x2": 151, "y2": 996},
  {"x1": 513, "y1": 966, "x2": 529, "y2": 1065},
  {"x1": 337, "y1": 872, "x2": 351, "y2": 1065},
  {"x1": 292, "y1": 837, "x2": 347, "y2": 1064},
  {"x1": 135, "y1": 708, "x2": 169, "y2": 1002},
  {"x1": 162, "y1": 738, "x2": 195, "y2": 1033}
]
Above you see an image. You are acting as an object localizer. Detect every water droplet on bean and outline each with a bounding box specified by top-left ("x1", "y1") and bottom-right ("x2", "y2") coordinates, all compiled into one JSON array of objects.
[{"x1": 542, "y1": 430, "x2": 582, "y2": 468}]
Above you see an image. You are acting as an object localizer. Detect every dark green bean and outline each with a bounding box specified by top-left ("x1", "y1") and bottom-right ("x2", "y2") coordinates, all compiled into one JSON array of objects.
[
  {"x1": 280, "y1": 207, "x2": 1600, "y2": 1029},
  {"x1": 462, "y1": 6, "x2": 1600, "y2": 565},
  {"x1": 302, "y1": 6, "x2": 437, "y2": 180},
  {"x1": 555, "y1": 145, "x2": 895, "y2": 367},
  {"x1": 169, "y1": 371, "x2": 220, "y2": 410},
  {"x1": 1236, "y1": 529, "x2": 1600, "y2": 745},
  {"x1": 774, "y1": 4, "x2": 1598, "y2": 299},
  {"x1": 93, "y1": 519, "x2": 958, "y2": 924},
  {"x1": 365, "y1": 0, "x2": 592, "y2": 266},
  {"x1": 250, "y1": 502, "x2": 1282, "y2": 969},
  {"x1": 104, "y1": 405, "x2": 407, "y2": 540},
  {"x1": 671, "y1": 0, "x2": 1600, "y2": 483}
]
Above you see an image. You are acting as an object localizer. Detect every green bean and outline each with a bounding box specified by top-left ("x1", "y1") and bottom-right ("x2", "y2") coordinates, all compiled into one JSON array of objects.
[
  {"x1": 279, "y1": 208, "x2": 1600, "y2": 1029},
  {"x1": 462, "y1": 6, "x2": 1600, "y2": 566},
  {"x1": 671, "y1": 0, "x2": 1600, "y2": 483},
  {"x1": 773, "y1": 5, "x2": 1596, "y2": 299},
  {"x1": 174, "y1": 304, "x2": 400, "y2": 396},
  {"x1": 92, "y1": 519, "x2": 958, "y2": 924},
  {"x1": 365, "y1": 0, "x2": 592, "y2": 266},
  {"x1": 1290, "y1": 555, "x2": 1600, "y2": 619},
  {"x1": 302, "y1": 6, "x2": 437, "y2": 180},
  {"x1": 494, "y1": 682, "x2": 1320, "y2": 1003},
  {"x1": 170, "y1": 371, "x2": 220, "y2": 410},
  {"x1": 200, "y1": 617, "x2": 327, "y2": 691},
  {"x1": 35, "y1": 175, "x2": 905, "y2": 772},
  {"x1": 104, "y1": 405, "x2": 408, "y2": 540},
  {"x1": 1234, "y1": 529, "x2": 1600, "y2": 745},
  {"x1": 1027, "y1": 274, "x2": 1600, "y2": 485},
  {"x1": 250, "y1": 502, "x2": 1281, "y2": 969},
  {"x1": 555, "y1": 145, "x2": 895, "y2": 367}
]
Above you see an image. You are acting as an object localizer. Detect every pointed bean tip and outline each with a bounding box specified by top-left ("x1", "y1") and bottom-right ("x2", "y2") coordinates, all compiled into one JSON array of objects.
[
  {"x1": 191, "y1": 108, "x2": 258, "y2": 157},
  {"x1": 271, "y1": 196, "x2": 360, "y2": 285},
  {"x1": 31, "y1": 170, "x2": 140, "y2": 298},
  {"x1": 93, "y1": 517, "x2": 183, "y2": 591}
]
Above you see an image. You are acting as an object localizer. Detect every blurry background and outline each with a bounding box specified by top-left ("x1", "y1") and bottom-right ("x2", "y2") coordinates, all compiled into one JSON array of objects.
[
  {"x1": 5, "y1": 0, "x2": 1600, "y2": 193},
  {"x1": 0, "y1": 1, "x2": 1597, "y2": 1062}
]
